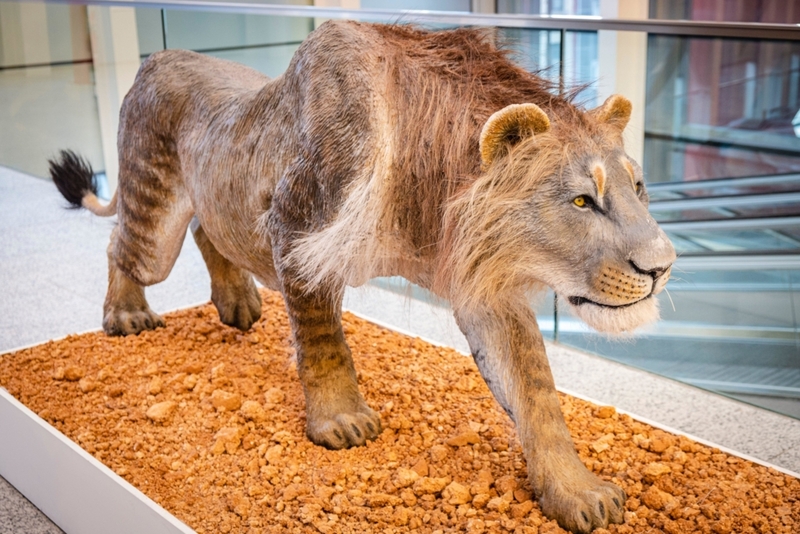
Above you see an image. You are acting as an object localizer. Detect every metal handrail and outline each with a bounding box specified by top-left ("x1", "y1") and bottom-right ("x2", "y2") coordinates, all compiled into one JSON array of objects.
[
  {"x1": 32, "y1": 0, "x2": 800, "y2": 41},
  {"x1": 649, "y1": 173, "x2": 800, "y2": 193},
  {"x1": 675, "y1": 253, "x2": 800, "y2": 271},
  {"x1": 648, "y1": 191, "x2": 800, "y2": 212},
  {"x1": 660, "y1": 216, "x2": 800, "y2": 232}
]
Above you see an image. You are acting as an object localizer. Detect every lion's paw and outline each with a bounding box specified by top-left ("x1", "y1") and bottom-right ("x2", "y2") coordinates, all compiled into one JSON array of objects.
[
  {"x1": 307, "y1": 405, "x2": 382, "y2": 450},
  {"x1": 213, "y1": 282, "x2": 262, "y2": 331},
  {"x1": 538, "y1": 472, "x2": 625, "y2": 534},
  {"x1": 103, "y1": 308, "x2": 165, "y2": 336}
]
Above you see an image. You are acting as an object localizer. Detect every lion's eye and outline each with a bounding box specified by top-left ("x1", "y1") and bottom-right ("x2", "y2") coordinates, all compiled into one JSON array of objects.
[
  {"x1": 635, "y1": 182, "x2": 643, "y2": 194},
  {"x1": 573, "y1": 195, "x2": 591, "y2": 208}
]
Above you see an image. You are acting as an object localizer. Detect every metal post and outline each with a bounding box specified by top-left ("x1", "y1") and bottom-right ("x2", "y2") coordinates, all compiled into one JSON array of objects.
[
  {"x1": 558, "y1": 27, "x2": 565, "y2": 95},
  {"x1": 553, "y1": 293, "x2": 559, "y2": 342},
  {"x1": 160, "y1": 8, "x2": 168, "y2": 50}
]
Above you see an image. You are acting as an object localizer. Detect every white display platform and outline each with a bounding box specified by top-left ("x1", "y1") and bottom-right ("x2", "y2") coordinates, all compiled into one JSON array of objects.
[{"x1": 0, "y1": 389, "x2": 194, "y2": 534}]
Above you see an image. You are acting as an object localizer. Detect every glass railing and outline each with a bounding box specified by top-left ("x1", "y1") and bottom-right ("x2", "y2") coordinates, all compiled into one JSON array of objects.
[{"x1": 2, "y1": 0, "x2": 799, "y2": 418}]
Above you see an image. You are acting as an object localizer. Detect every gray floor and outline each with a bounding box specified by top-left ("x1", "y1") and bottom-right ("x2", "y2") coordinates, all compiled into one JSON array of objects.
[
  {"x1": 0, "y1": 477, "x2": 61, "y2": 534},
  {"x1": 2, "y1": 165, "x2": 800, "y2": 532}
]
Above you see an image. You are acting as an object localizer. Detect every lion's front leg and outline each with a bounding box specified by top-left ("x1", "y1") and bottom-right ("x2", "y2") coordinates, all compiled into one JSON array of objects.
[
  {"x1": 283, "y1": 283, "x2": 382, "y2": 449},
  {"x1": 455, "y1": 303, "x2": 625, "y2": 534},
  {"x1": 271, "y1": 242, "x2": 382, "y2": 449}
]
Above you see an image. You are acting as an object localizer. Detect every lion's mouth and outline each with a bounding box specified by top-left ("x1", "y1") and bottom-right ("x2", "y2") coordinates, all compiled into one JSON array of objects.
[{"x1": 567, "y1": 295, "x2": 651, "y2": 309}]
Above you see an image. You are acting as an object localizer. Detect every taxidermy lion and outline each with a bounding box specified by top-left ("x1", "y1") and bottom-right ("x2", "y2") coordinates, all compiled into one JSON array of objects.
[{"x1": 50, "y1": 20, "x2": 675, "y2": 533}]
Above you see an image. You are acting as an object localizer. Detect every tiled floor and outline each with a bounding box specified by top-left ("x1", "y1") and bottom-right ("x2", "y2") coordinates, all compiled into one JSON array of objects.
[{"x1": 2, "y1": 165, "x2": 799, "y2": 532}]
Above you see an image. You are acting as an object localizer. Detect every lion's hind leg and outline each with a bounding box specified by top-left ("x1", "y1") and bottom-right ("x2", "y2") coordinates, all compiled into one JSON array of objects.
[
  {"x1": 103, "y1": 142, "x2": 194, "y2": 336},
  {"x1": 103, "y1": 228, "x2": 166, "y2": 336},
  {"x1": 191, "y1": 218, "x2": 262, "y2": 331}
]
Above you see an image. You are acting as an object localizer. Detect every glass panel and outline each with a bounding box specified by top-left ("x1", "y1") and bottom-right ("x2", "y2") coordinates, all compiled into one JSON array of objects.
[
  {"x1": 361, "y1": 0, "x2": 471, "y2": 10},
  {"x1": 499, "y1": 28, "x2": 562, "y2": 78},
  {"x1": 644, "y1": 35, "x2": 800, "y2": 184},
  {"x1": 0, "y1": 63, "x2": 103, "y2": 178},
  {"x1": 649, "y1": 0, "x2": 800, "y2": 24},
  {"x1": 162, "y1": 12, "x2": 313, "y2": 52},
  {"x1": 0, "y1": 2, "x2": 92, "y2": 67},
  {"x1": 135, "y1": 7, "x2": 166, "y2": 57},
  {"x1": 498, "y1": 0, "x2": 599, "y2": 16},
  {"x1": 206, "y1": 43, "x2": 304, "y2": 78}
]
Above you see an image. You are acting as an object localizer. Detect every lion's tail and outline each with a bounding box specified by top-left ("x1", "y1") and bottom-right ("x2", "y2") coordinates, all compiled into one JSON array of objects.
[{"x1": 49, "y1": 150, "x2": 117, "y2": 217}]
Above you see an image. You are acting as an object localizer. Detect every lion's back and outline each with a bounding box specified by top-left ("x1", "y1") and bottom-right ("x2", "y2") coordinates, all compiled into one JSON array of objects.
[{"x1": 120, "y1": 49, "x2": 270, "y2": 141}]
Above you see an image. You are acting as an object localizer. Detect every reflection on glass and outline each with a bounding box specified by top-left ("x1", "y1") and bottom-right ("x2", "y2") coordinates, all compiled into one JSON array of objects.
[
  {"x1": 645, "y1": 34, "x2": 800, "y2": 183},
  {"x1": 497, "y1": 0, "x2": 599, "y2": 16},
  {"x1": 0, "y1": 2, "x2": 91, "y2": 68},
  {"x1": 0, "y1": 63, "x2": 103, "y2": 178},
  {"x1": 650, "y1": 0, "x2": 800, "y2": 24}
]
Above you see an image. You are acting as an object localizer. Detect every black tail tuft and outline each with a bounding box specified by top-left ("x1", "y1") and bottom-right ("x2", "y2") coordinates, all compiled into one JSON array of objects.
[{"x1": 49, "y1": 150, "x2": 97, "y2": 209}]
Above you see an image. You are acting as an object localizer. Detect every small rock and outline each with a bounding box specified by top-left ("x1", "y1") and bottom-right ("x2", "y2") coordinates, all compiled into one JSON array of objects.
[
  {"x1": 226, "y1": 491, "x2": 250, "y2": 518},
  {"x1": 366, "y1": 493, "x2": 400, "y2": 508},
  {"x1": 283, "y1": 483, "x2": 311, "y2": 501},
  {"x1": 400, "y1": 488, "x2": 417, "y2": 507},
  {"x1": 494, "y1": 475, "x2": 517, "y2": 495},
  {"x1": 595, "y1": 405, "x2": 616, "y2": 419},
  {"x1": 513, "y1": 487, "x2": 532, "y2": 503},
  {"x1": 591, "y1": 440, "x2": 611, "y2": 454},
  {"x1": 490, "y1": 437, "x2": 509, "y2": 452},
  {"x1": 147, "y1": 377, "x2": 163, "y2": 395},
  {"x1": 64, "y1": 365, "x2": 86, "y2": 382},
  {"x1": 211, "y1": 389, "x2": 242, "y2": 411},
  {"x1": 510, "y1": 500, "x2": 535, "y2": 518},
  {"x1": 446, "y1": 429, "x2": 481, "y2": 447},
  {"x1": 212, "y1": 427, "x2": 244, "y2": 455},
  {"x1": 456, "y1": 376, "x2": 478, "y2": 392},
  {"x1": 643, "y1": 462, "x2": 672, "y2": 479},
  {"x1": 53, "y1": 365, "x2": 84, "y2": 381},
  {"x1": 649, "y1": 431, "x2": 675, "y2": 453},
  {"x1": 429, "y1": 444, "x2": 450, "y2": 463},
  {"x1": 487, "y1": 497, "x2": 510, "y2": 513},
  {"x1": 183, "y1": 374, "x2": 198, "y2": 391},
  {"x1": 264, "y1": 444, "x2": 283, "y2": 464},
  {"x1": 413, "y1": 476, "x2": 449, "y2": 495},
  {"x1": 392, "y1": 506, "x2": 410, "y2": 526},
  {"x1": 411, "y1": 458, "x2": 429, "y2": 477},
  {"x1": 240, "y1": 400, "x2": 267, "y2": 422},
  {"x1": 182, "y1": 362, "x2": 204, "y2": 374},
  {"x1": 712, "y1": 517, "x2": 733, "y2": 534},
  {"x1": 78, "y1": 377, "x2": 97, "y2": 393},
  {"x1": 393, "y1": 468, "x2": 420, "y2": 489},
  {"x1": 264, "y1": 387, "x2": 285, "y2": 404},
  {"x1": 472, "y1": 493, "x2": 490, "y2": 509},
  {"x1": 466, "y1": 518, "x2": 485, "y2": 533},
  {"x1": 442, "y1": 481, "x2": 472, "y2": 505},
  {"x1": 641, "y1": 485, "x2": 675, "y2": 511},
  {"x1": 146, "y1": 401, "x2": 177, "y2": 423}
]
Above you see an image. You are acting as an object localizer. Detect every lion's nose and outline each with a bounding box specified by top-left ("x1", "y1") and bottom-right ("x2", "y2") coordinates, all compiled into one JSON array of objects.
[{"x1": 630, "y1": 260, "x2": 672, "y2": 282}]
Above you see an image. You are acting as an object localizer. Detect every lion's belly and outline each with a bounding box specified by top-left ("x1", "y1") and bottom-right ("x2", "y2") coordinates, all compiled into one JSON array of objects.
[{"x1": 182, "y1": 140, "x2": 281, "y2": 290}]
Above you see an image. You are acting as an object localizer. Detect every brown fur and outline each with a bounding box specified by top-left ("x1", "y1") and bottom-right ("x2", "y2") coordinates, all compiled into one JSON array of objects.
[{"x1": 51, "y1": 21, "x2": 675, "y2": 534}]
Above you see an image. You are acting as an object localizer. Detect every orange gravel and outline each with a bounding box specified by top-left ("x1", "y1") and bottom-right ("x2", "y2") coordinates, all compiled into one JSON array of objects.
[{"x1": 0, "y1": 289, "x2": 798, "y2": 534}]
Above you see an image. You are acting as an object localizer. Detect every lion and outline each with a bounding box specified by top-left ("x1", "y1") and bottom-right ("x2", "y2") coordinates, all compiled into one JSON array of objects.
[{"x1": 50, "y1": 20, "x2": 675, "y2": 533}]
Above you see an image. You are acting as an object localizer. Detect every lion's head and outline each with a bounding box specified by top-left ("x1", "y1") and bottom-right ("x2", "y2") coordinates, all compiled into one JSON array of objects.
[{"x1": 443, "y1": 94, "x2": 676, "y2": 334}]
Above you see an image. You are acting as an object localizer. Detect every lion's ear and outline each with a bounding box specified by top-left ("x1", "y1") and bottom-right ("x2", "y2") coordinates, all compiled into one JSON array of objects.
[
  {"x1": 592, "y1": 94, "x2": 632, "y2": 132},
  {"x1": 480, "y1": 103, "x2": 550, "y2": 168}
]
